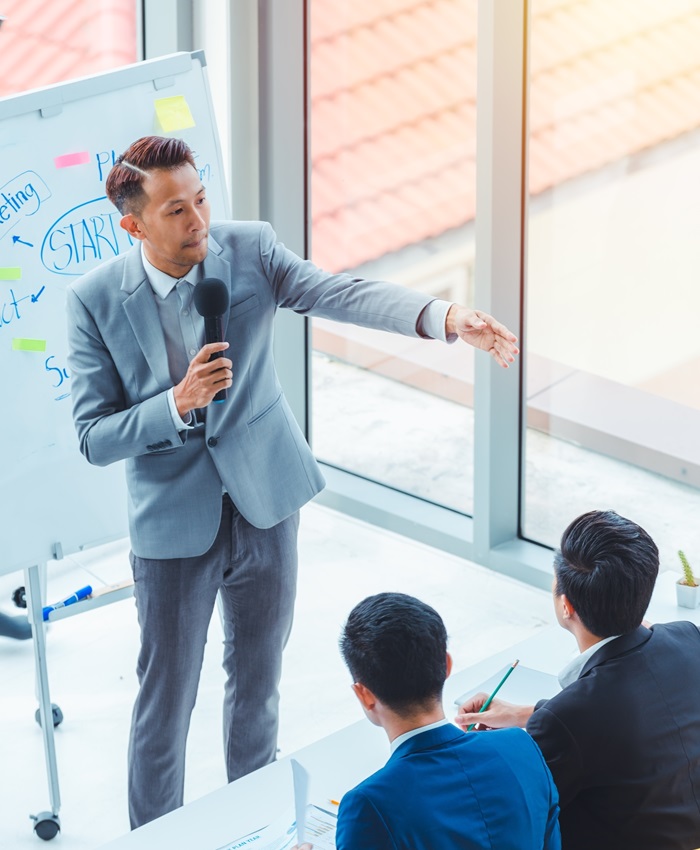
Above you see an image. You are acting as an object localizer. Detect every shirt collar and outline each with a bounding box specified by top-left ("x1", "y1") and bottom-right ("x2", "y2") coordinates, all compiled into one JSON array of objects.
[
  {"x1": 390, "y1": 717, "x2": 450, "y2": 754},
  {"x1": 140, "y1": 243, "x2": 200, "y2": 299},
  {"x1": 558, "y1": 634, "x2": 621, "y2": 688}
]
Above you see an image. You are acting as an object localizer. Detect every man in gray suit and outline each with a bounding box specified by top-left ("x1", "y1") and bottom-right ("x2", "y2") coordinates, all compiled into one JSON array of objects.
[{"x1": 67, "y1": 136, "x2": 518, "y2": 828}]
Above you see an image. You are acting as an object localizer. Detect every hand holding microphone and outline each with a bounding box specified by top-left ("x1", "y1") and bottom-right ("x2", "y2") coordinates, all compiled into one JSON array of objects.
[{"x1": 173, "y1": 278, "x2": 232, "y2": 416}]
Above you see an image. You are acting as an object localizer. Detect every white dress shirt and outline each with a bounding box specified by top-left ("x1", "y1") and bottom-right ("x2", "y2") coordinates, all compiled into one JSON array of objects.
[
  {"x1": 390, "y1": 717, "x2": 451, "y2": 754},
  {"x1": 558, "y1": 634, "x2": 620, "y2": 689},
  {"x1": 141, "y1": 246, "x2": 203, "y2": 431}
]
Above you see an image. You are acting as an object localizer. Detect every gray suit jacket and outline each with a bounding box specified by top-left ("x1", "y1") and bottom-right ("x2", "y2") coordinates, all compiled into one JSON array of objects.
[{"x1": 67, "y1": 221, "x2": 433, "y2": 559}]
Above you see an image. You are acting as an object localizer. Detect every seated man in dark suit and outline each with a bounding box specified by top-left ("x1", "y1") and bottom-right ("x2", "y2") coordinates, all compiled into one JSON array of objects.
[
  {"x1": 299, "y1": 592, "x2": 560, "y2": 850},
  {"x1": 457, "y1": 509, "x2": 700, "y2": 850}
]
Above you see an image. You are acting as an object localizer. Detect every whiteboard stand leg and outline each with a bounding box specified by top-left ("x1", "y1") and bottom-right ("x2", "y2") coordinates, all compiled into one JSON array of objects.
[
  {"x1": 31, "y1": 561, "x2": 49, "y2": 704},
  {"x1": 38, "y1": 560, "x2": 48, "y2": 608},
  {"x1": 25, "y1": 564, "x2": 62, "y2": 832}
]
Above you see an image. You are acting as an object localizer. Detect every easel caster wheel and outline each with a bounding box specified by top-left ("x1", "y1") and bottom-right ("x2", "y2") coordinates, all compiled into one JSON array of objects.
[
  {"x1": 35, "y1": 704, "x2": 64, "y2": 728},
  {"x1": 30, "y1": 812, "x2": 61, "y2": 840},
  {"x1": 12, "y1": 586, "x2": 27, "y2": 608}
]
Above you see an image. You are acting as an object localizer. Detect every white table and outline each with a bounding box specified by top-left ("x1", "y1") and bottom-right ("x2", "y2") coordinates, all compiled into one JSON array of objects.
[
  {"x1": 99, "y1": 720, "x2": 388, "y2": 849},
  {"x1": 101, "y1": 570, "x2": 699, "y2": 849}
]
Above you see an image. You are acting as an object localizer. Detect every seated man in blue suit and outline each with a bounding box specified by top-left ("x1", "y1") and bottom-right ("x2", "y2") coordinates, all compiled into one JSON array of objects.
[
  {"x1": 457, "y1": 510, "x2": 700, "y2": 850},
  {"x1": 298, "y1": 592, "x2": 561, "y2": 850}
]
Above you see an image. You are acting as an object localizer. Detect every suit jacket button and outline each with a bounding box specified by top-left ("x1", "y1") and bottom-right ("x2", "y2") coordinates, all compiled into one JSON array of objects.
[{"x1": 208, "y1": 436, "x2": 219, "y2": 448}]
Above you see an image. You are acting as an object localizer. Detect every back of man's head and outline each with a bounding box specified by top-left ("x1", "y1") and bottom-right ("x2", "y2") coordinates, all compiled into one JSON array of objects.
[
  {"x1": 554, "y1": 510, "x2": 659, "y2": 638},
  {"x1": 340, "y1": 592, "x2": 447, "y2": 717},
  {"x1": 106, "y1": 136, "x2": 196, "y2": 215}
]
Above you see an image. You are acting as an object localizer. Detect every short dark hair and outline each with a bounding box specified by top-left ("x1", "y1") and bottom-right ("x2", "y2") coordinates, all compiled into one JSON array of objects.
[
  {"x1": 554, "y1": 510, "x2": 659, "y2": 637},
  {"x1": 340, "y1": 592, "x2": 447, "y2": 716},
  {"x1": 106, "y1": 136, "x2": 196, "y2": 215}
]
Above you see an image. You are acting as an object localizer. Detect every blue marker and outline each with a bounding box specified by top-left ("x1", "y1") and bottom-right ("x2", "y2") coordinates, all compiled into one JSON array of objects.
[{"x1": 42, "y1": 585, "x2": 92, "y2": 621}]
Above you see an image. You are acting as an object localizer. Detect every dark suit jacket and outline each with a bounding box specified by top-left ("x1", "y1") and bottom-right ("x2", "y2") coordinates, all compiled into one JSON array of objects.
[
  {"x1": 335, "y1": 724, "x2": 561, "y2": 850},
  {"x1": 527, "y1": 622, "x2": 700, "y2": 850}
]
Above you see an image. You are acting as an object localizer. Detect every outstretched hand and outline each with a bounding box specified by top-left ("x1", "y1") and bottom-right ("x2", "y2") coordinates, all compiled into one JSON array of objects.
[{"x1": 446, "y1": 306, "x2": 519, "y2": 368}]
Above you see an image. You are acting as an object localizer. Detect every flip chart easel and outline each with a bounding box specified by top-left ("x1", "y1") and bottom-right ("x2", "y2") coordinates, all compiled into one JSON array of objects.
[{"x1": 0, "y1": 50, "x2": 230, "y2": 839}]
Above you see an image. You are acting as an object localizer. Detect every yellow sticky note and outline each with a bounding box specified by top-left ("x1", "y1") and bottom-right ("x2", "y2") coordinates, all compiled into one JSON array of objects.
[
  {"x1": 12, "y1": 338, "x2": 46, "y2": 352},
  {"x1": 155, "y1": 96, "x2": 196, "y2": 132}
]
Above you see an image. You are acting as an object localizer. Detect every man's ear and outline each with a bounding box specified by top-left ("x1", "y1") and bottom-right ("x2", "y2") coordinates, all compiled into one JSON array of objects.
[
  {"x1": 351, "y1": 682, "x2": 377, "y2": 712},
  {"x1": 560, "y1": 593, "x2": 575, "y2": 620},
  {"x1": 445, "y1": 651, "x2": 453, "y2": 679},
  {"x1": 120, "y1": 213, "x2": 145, "y2": 241}
]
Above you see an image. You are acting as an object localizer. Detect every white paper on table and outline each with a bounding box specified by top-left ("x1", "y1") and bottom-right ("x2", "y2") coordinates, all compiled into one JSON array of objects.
[
  {"x1": 214, "y1": 804, "x2": 295, "y2": 850},
  {"x1": 454, "y1": 664, "x2": 561, "y2": 711},
  {"x1": 291, "y1": 758, "x2": 309, "y2": 844},
  {"x1": 295, "y1": 803, "x2": 338, "y2": 849},
  {"x1": 216, "y1": 803, "x2": 338, "y2": 850}
]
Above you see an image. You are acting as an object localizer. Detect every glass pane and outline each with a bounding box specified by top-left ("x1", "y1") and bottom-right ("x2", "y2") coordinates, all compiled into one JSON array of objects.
[
  {"x1": 524, "y1": 0, "x2": 700, "y2": 565},
  {"x1": 0, "y1": 0, "x2": 138, "y2": 98},
  {"x1": 309, "y1": 0, "x2": 478, "y2": 514}
]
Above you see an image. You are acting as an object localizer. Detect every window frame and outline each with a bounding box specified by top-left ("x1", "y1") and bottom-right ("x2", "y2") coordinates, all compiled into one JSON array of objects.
[{"x1": 184, "y1": 0, "x2": 556, "y2": 589}]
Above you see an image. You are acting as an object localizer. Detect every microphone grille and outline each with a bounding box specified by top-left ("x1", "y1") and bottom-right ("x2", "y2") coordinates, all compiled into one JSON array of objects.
[{"x1": 193, "y1": 277, "x2": 230, "y2": 318}]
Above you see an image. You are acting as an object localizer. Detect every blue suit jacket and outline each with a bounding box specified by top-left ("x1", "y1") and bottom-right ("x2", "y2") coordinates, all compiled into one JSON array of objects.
[
  {"x1": 66, "y1": 221, "x2": 433, "y2": 558},
  {"x1": 336, "y1": 724, "x2": 561, "y2": 850}
]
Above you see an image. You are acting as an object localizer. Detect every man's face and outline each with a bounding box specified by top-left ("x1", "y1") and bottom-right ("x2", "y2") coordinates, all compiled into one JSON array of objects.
[{"x1": 121, "y1": 163, "x2": 210, "y2": 277}]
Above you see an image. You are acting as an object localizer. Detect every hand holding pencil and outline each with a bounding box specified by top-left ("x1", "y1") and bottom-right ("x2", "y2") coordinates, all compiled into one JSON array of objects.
[{"x1": 455, "y1": 660, "x2": 536, "y2": 731}]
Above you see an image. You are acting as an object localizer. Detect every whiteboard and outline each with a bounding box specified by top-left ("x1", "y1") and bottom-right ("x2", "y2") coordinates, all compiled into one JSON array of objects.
[{"x1": 0, "y1": 52, "x2": 229, "y2": 575}]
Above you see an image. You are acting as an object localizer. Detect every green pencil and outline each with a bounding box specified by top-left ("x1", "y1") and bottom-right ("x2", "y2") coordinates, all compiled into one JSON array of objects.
[{"x1": 467, "y1": 659, "x2": 519, "y2": 731}]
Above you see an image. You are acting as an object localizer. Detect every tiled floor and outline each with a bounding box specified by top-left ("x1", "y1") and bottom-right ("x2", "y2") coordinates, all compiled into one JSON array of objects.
[{"x1": 0, "y1": 502, "x2": 554, "y2": 849}]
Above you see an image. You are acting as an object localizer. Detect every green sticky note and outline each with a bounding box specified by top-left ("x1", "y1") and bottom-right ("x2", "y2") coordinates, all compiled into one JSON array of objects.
[
  {"x1": 12, "y1": 338, "x2": 46, "y2": 352},
  {"x1": 0, "y1": 267, "x2": 21, "y2": 280},
  {"x1": 155, "y1": 96, "x2": 196, "y2": 132}
]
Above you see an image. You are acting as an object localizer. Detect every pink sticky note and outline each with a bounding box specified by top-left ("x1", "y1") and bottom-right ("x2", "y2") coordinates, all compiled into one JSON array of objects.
[{"x1": 54, "y1": 151, "x2": 91, "y2": 168}]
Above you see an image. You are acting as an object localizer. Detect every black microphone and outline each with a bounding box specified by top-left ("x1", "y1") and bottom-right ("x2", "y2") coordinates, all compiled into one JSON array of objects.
[{"x1": 193, "y1": 277, "x2": 230, "y2": 402}]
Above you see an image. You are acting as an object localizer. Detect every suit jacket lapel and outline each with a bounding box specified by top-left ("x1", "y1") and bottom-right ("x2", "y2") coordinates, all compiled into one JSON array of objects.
[
  {"x1": 119, "y1": 236, "x2": 233, "y2": 392},
  {"x1": 120, "y1": 245, "x2": 172, "y2": 391},
  {"x1": 201, "y1": 233, "x2": 233, "y2": 337},
  {"x1": 580, "y1": 625, "x2": 652, "y2": 678}
]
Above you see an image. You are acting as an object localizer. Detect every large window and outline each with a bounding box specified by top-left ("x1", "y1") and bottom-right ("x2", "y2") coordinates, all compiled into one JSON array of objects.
[
  {"x1": 0, "y1": 0, "x2": 138, "y2": 99},
  {"x1": 523, "y1": 0, "x2": 700, "y2": 565},
  {"x1": 221, "y1": 0, "x2": 700, "y2": 586},
  {"x1": 309, "y1": 0, "x2": 478, "y2": 515}
]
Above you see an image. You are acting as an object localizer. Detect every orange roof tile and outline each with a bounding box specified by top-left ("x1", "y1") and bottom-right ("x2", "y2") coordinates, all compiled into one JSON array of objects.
[
  {"x1": 310, "y1": 0, "x2": 700, "y2": 272},
  {"x1": 3, "y1": 0, "x2": 699, "y2": 275},
  {"x1": 0, "y1": 0, "x2": 137, "y2": 99}
]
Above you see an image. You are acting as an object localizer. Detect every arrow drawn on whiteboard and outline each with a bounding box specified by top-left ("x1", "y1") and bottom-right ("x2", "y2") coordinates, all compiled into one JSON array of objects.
[
  {"x1": 12, "y1": 235, "x2": 34, "y2": 247},
  {"x1": 31, "y1": 286, "x2": 46, "y2": 302}
]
